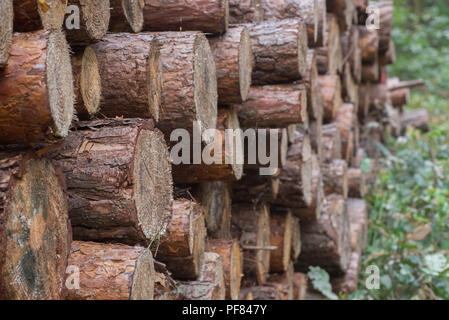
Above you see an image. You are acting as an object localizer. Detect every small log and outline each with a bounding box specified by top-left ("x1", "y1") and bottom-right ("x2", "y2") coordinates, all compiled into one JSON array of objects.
[
  {"x1": 321, "y1": 159, "x2": 348, "y2": 199},
  {"x1": 0, "y1": 152, "x2": 71, "y2": 300},
  {"x1": 232, "y1": 168, "x2": 281, "y2": 204},
  {"x1": 389, "y1": 88, "x2": 409, "y2": 108},
  {"x1": 67, "y1": 241, "x2": 155, "y2": 300},
  {"x1": 373, "y1": 1, "x2": 393, "y2": 52},
  {"x1": 361, "y1": 57, "x2": 379, "y2": 82},
  {"x1": 206, "y1": 239, "x2": 243, "y2": 300},
  {"x1": 291, "y1": 216, "x2": 301, "y2": 262},
  {"x1": 310, "y1": 117, "x2": 324, "y2": 160},
  {"x1": 51, "y1": 119, "x2": 173, "y2": 245},
  {"x1": 235, "y1": 84, "x2": 308, "y2": 128},
  {"x1": 198, "y1": 252, "x2": 226, "y2": 299},
  {"x1": 331, "y1": 251, "x2": 361, "y2": 295},
  {"x1": 0, "y1": 0, "x2": 13, "y2": 68},
  {"x1": 65, "y1": 0, "x2": 110, "y2": 46},
  {"x1": 335, "y1": 103, "x2": 356, "y2": 162},
  {"x1": 266, "y1": 262, "x2": 294, "y2": 300},
  {"x1": 209, "y1": 26, "x2": 253, "y2": 105},
  {"x1": 269, "y1": 209, "x2": 293, "y2": 273},
  {"x1": 317, "y1": 75, "x2": 341, "y2": 123},
  {"x1": 327, "y1": 0, "x2": 355, "y2": 31},
  {"x1": 154, "y1": 200, "x2": 206, "y2": 280},
  {"x1": 321, "y1": 123, "x2": 342, "y2": 162},
  {"x1": 292, "y1": 273, "x2": 308, "y2": 300},
  {"x1": 347, "y1": 198, "x2": 368, "y2": 254},
  {"x1": 246, "y1": 19, "x2": 308, "y2": 85},
  {"x1": 358, "y1": 26, "x2": 379, "y2": 64},
  {"x1": 0, "y1": 30, "x2": 74, "y2": 145},
  {"x1": 89, "y1": 33, "x2": 162, "y2": 121},
  {"x1": 231, "y1": 203, "x2": 271, "y2": 285},
  {"x1": 229, "y1": 0, "x2": 263, "y2": 24},
  {"x1": 302, "y1": 50, "x2": 320, "y2": 120},
  {"x1": 315, "y1": 14, "x2": 342, "y2": 75},
  {"x1": 239, "y1": 285, "x2": 281, "y2": 300},
  {"x1": 13, "y1": 0, "x2": 67, "y2": 32},
  {"x1": 108, "y1": 0, "x2": 145, "y2": 33},
  {"x1": 347, "y1": 168, "x2": 367, "y2": 198},
  {"x1": 341, "y1": 63, "x2": 359, "y2": 112},
  {"x1": 380, "y1": 39, "x2": 396, "y2": 66},
  {"x1": 359, "y1": 83, "x2": 389, "y2": 112},
  {"x1": 401, "y1": 108, "x2": 429, "y2": 133}
]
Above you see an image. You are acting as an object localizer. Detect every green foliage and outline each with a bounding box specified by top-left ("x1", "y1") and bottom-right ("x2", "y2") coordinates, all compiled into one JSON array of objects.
[{"x1": 308, "y1": 267, "x2": 339, "y2": 300}]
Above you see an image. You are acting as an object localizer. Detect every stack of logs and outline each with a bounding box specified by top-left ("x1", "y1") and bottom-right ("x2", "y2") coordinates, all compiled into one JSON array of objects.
[{"x1": 0, "y1": 0, "x2": 427, "y2": 300}]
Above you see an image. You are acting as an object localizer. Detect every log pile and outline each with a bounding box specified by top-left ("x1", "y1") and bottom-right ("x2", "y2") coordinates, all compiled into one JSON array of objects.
[{"x1": 0, "y1": 0, "x2": 427, "y2": 300}]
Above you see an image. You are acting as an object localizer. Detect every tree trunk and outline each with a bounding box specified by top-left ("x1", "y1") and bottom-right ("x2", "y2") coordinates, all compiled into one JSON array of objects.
[
  {"x1": 229, "y1": 0, "x2": 263, "y2": 24},
  {"x1": 65, "y1": 0, "x2": 110, "y2": 46},
  {"x1": 13, "y1": 0, "x2": 67, "y2": 32},
  {"x1": 0, "y1": 30, "x2": 74, "y2": 145},
  {"x1": 291, "y1": 217, "x2": 301, "y2": 262},
  {"x1": 358, "y1": 27, "x2": 379, "y2": 64},
  {"x1": 347, "y1": 168, "x2": 367, "y2": 198},
  {"x1": 232, "y1": 169, "x2": 280, "y2": 204},
  {"x1": 321, "y1": 159, "x2": 348, "y2": 199},
  {"x1": 209, "y1": 26, "x2": 253, "y2": 105},
  {"x1": 0, "y1": 152, "x2": 71, "y2": 300},
  {"x1": 142, "y1": 0, "x2": 229, "y2": 34},
  {"x1": 336, "y1": 103, "x2": 356, "y2": 162},
  {"x1": 317, "y1": 75, "x2": 341, "y2": 123},
  {"x1": 321, "y1": 123, "x2": 342, "y2": 162},
  {"x1": 269, "y1": 210, "x2": 292, "y2": 273},
  {"x1": 235, "y1": 85, "x2": 308, "y2": 128},
  {"x1": 156, "y1": 32, "x2": 217, "y2": 145},
  {"x1": 231, "y1": 203, "x2": 271, "y2": 285},
  {"x1": 67, "y1": 241, "x2": 155, "y2": 300},
  {"x1": 315, "y1": 14, "x2": 342, "y2": 75},
  {"x1": 0, "y1": 0, "x2": 13, "y2": 69},
  {"x1": 246, "y1": 19, "x2": 308, "y2": 85},
  {"x1": 206, "y1": 239, "x2": 243, "y2": 300},
  {"x1": 51, "y1": 119, "x2": 173, "y2": 246},
  {"x1": 263, "y1": 0, "x2": 327, "y2": 48},
  {"x1": 71, "y1": 46, "x2": 101, "y2": 118},
  {"x1": 89, "y1": 33, "x2": 162, "y2": 121},
  {"x1": 108, "y1": 0, "x2": 145, "y2": 33}
]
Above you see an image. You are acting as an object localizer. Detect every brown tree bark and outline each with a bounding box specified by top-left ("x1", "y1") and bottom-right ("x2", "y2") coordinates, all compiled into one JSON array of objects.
[
  {"x1": 0, "y1": 0, "x2": 13, "y2": 69},
  {"x1": 301, "y1": 50, "x2": 320, "y2": 120},
  {"x1": 389, "y1": 88, "x2": 409, "y2": 108},
  {"x1": 142, "y1": 0, "x2": 229, "y2": 34},
  {"x1": 263, "y1": 0, "x2": 327, "y2": 48},
  {"x1": 401, "y1": 108, "x2": 429, "y2": 133},
  {"x1": 331, "y1": 251, "x2": 361, "y2": 295},
  {"x1": 291, "y1": 217, "x2": 301, "y2": 262},
  {"x1": 292, "y1": 272, "x2": 308, "y2": 300},
  {"x1": 89, "y1": 33, "x2": 162, "y2": 121},
  {"x1": 239, "y1": 285, "x2": 281, "y2": 300},
  {"x1": 65, "y1": 0, "x2": 110, "y2": 46},
  {"x1": 321, "y1": 159, "x2": 348, "y2": 199},
  {"x1": 341, "y1": 63, "x2": 359, "y2": 113},
  {"x1": 0, "y1": 30, "x2": 74, "y2": 145},
  {"x1": 320, "y1": 123, "x2": 342, "y2": 162},
  {"x1": 154, "y1": 199, "x2": 206, "y2": 280},
  {"x1": 269, "y1": 210, "x2": 293, "y2": 273},
  {"x1": 354, "y1": 0, "x2": 369, "y2": 24},
  {"x1": 197, "y1": 252, "x2": 226, "y2": 299},
  {"x1": 232, "y1": 169, "x2": 281, "y2": 204},
  {"x1": 362, "y1": 57, "x2": 379, "y2": 82},
  {"x1": 341, "y1": 26, "x2": 362, "y2": 83},
  {"x1": 374, "y1": 1, "x2": 393, "y2": 52},
  {"x1": 246, "y1": 19, "x2": 308, "y2": 85},
  {"x1": 153, "y1": 261, "x2": 178, "y2": 300},
  {"x1": 51, "y1": 119, "x2": 173, "y2": 245},
  {"x1": 327, "y1": 0, "x2": 355, "y2": 31},
  {"x1": 315, "y1": 14, "x2": 342, "y2": 75},
  {"x1": 108, "y1": 0, "x2": 145, "y2": 33},
  {"x1": 206, "y1": 239, "x2": 243, "y2": 300},
  {"x1": 380, "y1": 39, "x2": 396, "y2": 65},
  {"x1": 359, "y1": 83, "x2": 389, "y2": 113},
  {"x1": 231, "y1": 203, "x2": 271, "y2": 285},
  {"x1": 209, "y1": 26, "x2": 253, "y2": 105},
  {"x1": 0, "y1": 152, "x2": 71, "y2": 300},
  {"x1": 266, "y1": 262, "x2": 294, "y2": 300},
  {"x1": 347, "y1": 168, "x2": 367, "y2": 198},
  {"x1": 67, "y1": 241, "x2": 155, "y2": 300},
  {"x1": 358, "y1": 26, "x2": 379, "y2": 64},
  {"x1": 347, "y1": 198, "x2": 368, "y2": 254},
  {"x1": 235, "y1": 84, "x2": 308, "y2": 128},
  {"x1": 318, "y1": 75, "x2": 341, "y2": 123},
  {"x1": 229, "y1": 0, "x2": 263, "y2": 24},
  {"x1": 336, "y1": 103, "x2": 356, "y2": 162},
  {"x1": 13, "y1": 0, "x2": 67, "y2": 32}
]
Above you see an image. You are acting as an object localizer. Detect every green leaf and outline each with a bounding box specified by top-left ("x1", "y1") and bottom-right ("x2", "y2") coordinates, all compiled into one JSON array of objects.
[{"x1": 307, "y1": 266, "x2": 338, "y2": 300}]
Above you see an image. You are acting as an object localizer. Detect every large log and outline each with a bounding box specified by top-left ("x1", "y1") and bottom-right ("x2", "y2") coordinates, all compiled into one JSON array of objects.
[
  {"x1": 142, "y1": 0, "x2": 229, "y2": 34},
  {"x1": 67, "y1": 241, "x2": 155, "y2": 300},
  {"x1": 263, "y1": 0, "x2": 327, "y2": 48},
  {"x1": 0, "y1": 152, "x2": 71, "y2": 300},
  {"x1": 229, "y1": 0, "x2": 263, "y2": 24},
  {"x1": 358, "y1": 27, "x2": 379, "y2": 64},
  {"x1": 153, "y1": 200, "x2": 206, "y2": 280},
  {"x1": 13, "y1": 0, "x2": 67, "y2": 32},
  {"x1": 231, "y1": 203, "x2": 271, "y2": 285},
  {"x1": 0, "y1": 0, "x2": 13, "y2": 68},
  {"x1": 108, "y1": 0, "x2": 145, "y2": 33},
  {"x1": 321, "y1": 159, "x2": 348, "y2": 199},
  {"x1": 317, "y1": 75, "x2": 341, "y2": 124},
  {"x1": 51, "y1": 119, "x2": 173, "y2": 245},
  {"x1": 89, "y1": 33, "x2": 162, "y2": 121},
  {"x1": 235, "y1": 84, "x2": 308, "y2": 128},
  {"x1": 209, "y1": 26, "x2": 253, "y2": 105},
  {"x1": 206, "y1": 239, "x2": 243, "y2": 300},
  {"x1": 0, "y1": 30, "x2": 74, "y2": 145},
  {"x1": 246, "y1": 19, "x2": 308, "y2": 85},
  {"x1": 156, "y1": 32, "x2": 217, "y2": 144},
  {"x1": 65, "y1": 0, "x2": 110, "y2": 46},
  {"x1": 232, "y1": 168, "x2": 280, "y2": 204},
  {"x1": 269, "y1": 209, "x2": 292, "y2": 273},
  {"x1": 315, "y1": 14, "x2": 342, "y2": 75},
  {"x1": 335, "y1": 103, "x2": 356, "y2": 162}
]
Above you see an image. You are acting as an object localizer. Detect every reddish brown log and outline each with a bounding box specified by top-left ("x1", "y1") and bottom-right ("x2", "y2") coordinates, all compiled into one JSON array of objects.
[
  {"x1": 266, "y1": 262, "x2": 294, "y2": 300},
  {"x1": 401, "y1": 108, "x2": 429, "y2": 133},
  {"x1": 360, "y1": 83, "x2": 389, "y2": 112},
  {"x1": 389, "y1": 88, "x2": 409, "y2": 108},
  {"x1": 358, "y1": 26, "x2": 379, "y2": 64},
  {"x1": 209, "y1": 26, "x2": 253, "y2": 105},
  {"x1": 153, "y1": 261, "x2": 178, "y2": 300},
  {"x1": 269, "y1": 209, "x2": 293, "y2": 273},
  {"x1": 321, "y1": 159, "x2": 348, "y2": 199},
  {"x1": 292, "y1": 273, "x2": 308, "y2": 300},
  {"x1": 0, "y1": 152, "x2": 71, "y2": 300},
  {"x1": 291, "y1": 216, "x2": 301, "y2": 262},
  {"x1": 347, "y1": 168, "x2": 367, "y2": 198},
  {"x1": 142, "y1": 0, "x2": 229, "y2": 33},
  {"x1": 321, "y1": 123, "x2": 342, "y2": 162},
  {"x1": 246, "y1": 19, "x2": 308, "y2": 85},
  {"x1": 318, "y1": 75, "x2": 341, "y2": 123},
  {"x1": 51, "y1": 119, "x2": 173, "y2": 245},
  {"x1": 108, "y1": 0, "x2": 145, "y2": 33},
  {"x1": 316, "y1": 14, "x2": 342, "y2": 75},
  {"x1": 335, "y1": 103, "x2": 356, "y2": 162},
  {"x1": 0, "y1": 0, "x2": 13, "y2": 68},
  {"x1": 231, "y1": 203, "x2": 271, "y2": 285},
  {"x1": 13, "y1": 0, "x2": 67, "y2": 32},
  {"x1": 362, "y1": 57, "x2": 380, "y2": 82},
  {"x1": 229, "y1": 0, "x2": 263, "y2": 24},
  {"x1": 0, "y1": 30, "x2": 74, "y2": 145},
  {"x1": 195, "y1": 252, "x2": 226, "y2": 299},
  {"x1": 374, "y1": 1, "x2": 393, "y2": 52},
  {"x1": 354, "y1": 0, "x2": 369, "y2": 24},
  {"x1": 331, "y1": 251, "x2": 361, "y2": 295},
  {"x1": 206, "y1": 239, "x2": 243, "y2": 300},
  {"x1": 67, "y1": 241, "x2": 155, "y2": 300},
  {"x1": 232, "y1": 168, "x2": 281, "y2": 204}
]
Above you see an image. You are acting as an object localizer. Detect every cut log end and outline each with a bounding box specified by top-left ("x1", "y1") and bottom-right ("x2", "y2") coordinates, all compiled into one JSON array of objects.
[
  {"x1": 146, "y1": 38, "x2": 163, "y2": 122},
  {"x1": 121, "y1": 0, "x2": 145, "y2": 32},
  {"x1": 0, "y1": 0, "x2": 12, "y2": 68},
  {"x1": 130, "y1": 248, "x2": 156, "y2": 300},
  {"x1": 239, "y1": 27, "x2": 253, "y2": 102},
  {"x1": 269, "y1": 210, "x2": 293, "y2": 273},
  {"x1": 14, "y1": 0, "x2": 68, "y2": 32}
]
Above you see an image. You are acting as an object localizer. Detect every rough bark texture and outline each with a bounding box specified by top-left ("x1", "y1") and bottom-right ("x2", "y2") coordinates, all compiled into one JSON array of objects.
[
  {"x1": 13, "y1": 0, "x2": 67, "y2": 32},
  {"x1": 0, "y1": 152, "x2": 71, "y2": 300},
  {"x1": 142, "y1": 0, "x2": 228, "y2": 33},
  {"x1": 197, "y1": 252, "x2": 226, "y2": 299},
  {"x1": 65, "y1": 0, "x2": 110, "y2": 46},
  {"x1": 177, "y1": 280, "x2": 224, "y2": 300},
  {"x1": 321, "y1": 159, "x2": 348, "y2": 199},
  {"x1": 292, "y1": 272, "x2": 308, "y2": 300},
  {"x1": 315, "y1": 14, "x2": 342, "y2": 75},
  {"x1": 336, "y1": 103, "x2": 356, "y2": 162},
  {"x1": 246, "y1": 19, "x2": 307, "y2": 85},
  {"x1": 0, "y1": 30, "x2": 74, "y2": 145},
  {"x1": 209, "y1": 26, "x2": 253, "y2": 105},
  {"x1": 317, "y1": 75, "x2": 341, "y2": 124},
  {"x1": 51, "y1": 119, "x2": 173, "y2": 245},
  {"x1": 232, "y1": 168, "x2": 281, "y2": 204},
  {"x1": 236, "y1": 84, "x2": 308, "y2": 128},
  {"x1": 358, "y1": 27, "x2": 379, "y2": 64},
  {"x1": 206, "y1": 239, "x2": 243, "y2": 300},
  {"x1": 347, "y1": 168, "x2": 367, "y2": 198},
  {"x1": 0, "y1": 0, "x2": 13, "y2": 69},
  {"x1": 156, "y1": 32, "x2": 217, "y2": 145},
  {"x1": 154, "y1": 200, "x2": 206, "y2": 280},
  {"x1": 67, "y1": 241, "x2": 155, "y2": 300},
  {"x1": 327, "y1": 0, "x2": 354, "y2": 31},
  {"x1": 231, "y1": 203, "x2": 270, "y2": 285},
  {"x1": 380, "y1": 39, "x2": 396, "y2": 65},
  {"x1": 90, "y1": 33, "x2": 162, "y2": 121},
  {"x1": 153, "y1": 261, "x2": 178, "y2": 300},
  {"x1": 266, "y1": 262, "x2": 294, "y2": 300},
  {"x1": 108, "y1": 0, "x2": 145, "y2": 33},
  {"x1": 331, "y1": 251, "x2": 361, "y2": 294},
  {"x1": 321, "y1": 123, "x2": 342, "y2": 162},
  {"x1": 269, "y1": 210, "x2": 292, "y2": 273},
  {"x1": 229, "y1": 0, "x2": 263, "y2": 24}
]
